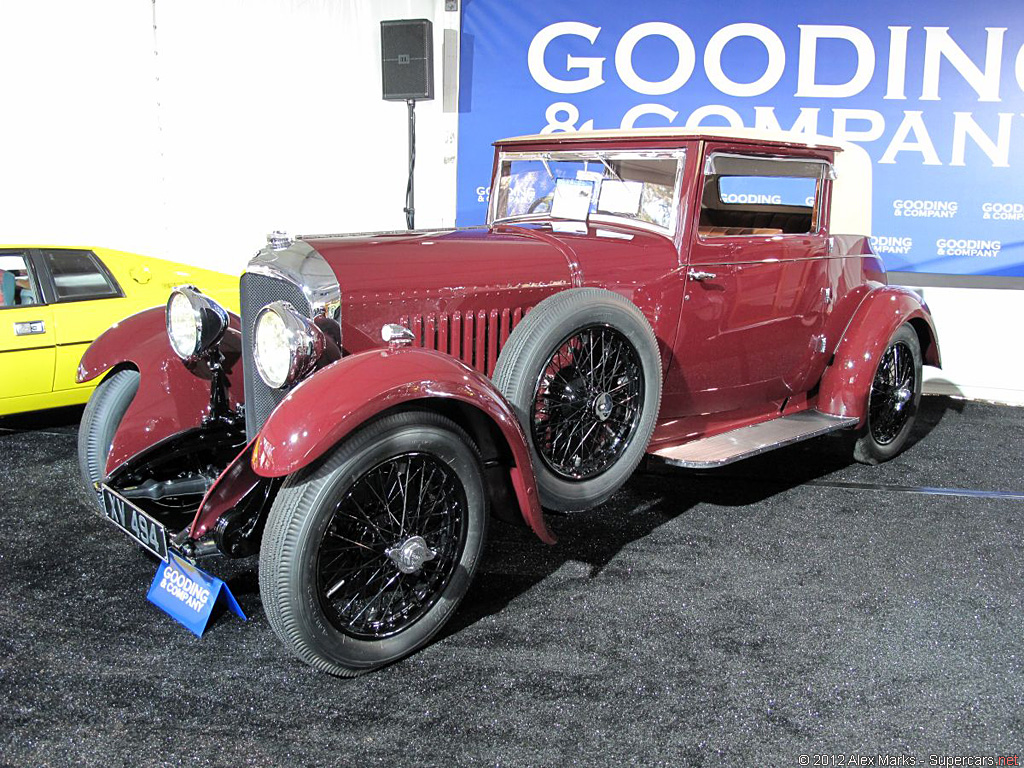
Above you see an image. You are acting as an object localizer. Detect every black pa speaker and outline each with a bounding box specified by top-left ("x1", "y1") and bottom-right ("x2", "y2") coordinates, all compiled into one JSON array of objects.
[{"x1": 381, "y1": 19, "x2": 434, "y2": 101}]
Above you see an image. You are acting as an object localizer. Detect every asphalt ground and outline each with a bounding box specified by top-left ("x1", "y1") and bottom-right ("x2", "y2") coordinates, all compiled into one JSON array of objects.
[{"x1": 0, "y1": 396, "x2": 1021, "y2": 767}]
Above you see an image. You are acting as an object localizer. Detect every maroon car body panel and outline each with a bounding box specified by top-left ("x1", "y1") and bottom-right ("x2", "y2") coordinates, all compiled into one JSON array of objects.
[
  {"x1": 76, "y1": 306, "x2": 246, "y2": 475},
  {"x1": 818, "y1": 286, "x2": 941, "y2": 422},
  {"x1": 249, "y1": 346, "x2": 555, "y2": 545},
  {"x1": 306, "y1": 228, "x2": 574, "y2": 366},
  {"x1": 188, "y1": 440, "x2": 261, "y2": 540}
]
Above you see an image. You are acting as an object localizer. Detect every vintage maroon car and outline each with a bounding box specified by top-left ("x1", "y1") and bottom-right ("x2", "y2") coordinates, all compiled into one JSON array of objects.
[{"x1": 76, "y1": 128, "x2": 939, "y2": 675}]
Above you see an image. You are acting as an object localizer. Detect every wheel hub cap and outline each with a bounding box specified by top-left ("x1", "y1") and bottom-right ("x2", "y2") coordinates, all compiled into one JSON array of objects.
[
  {"x1": 531, "y1": 325, "x2": 645, "y2": 481},
  {"x1": 868, "y1": 339, "x2": 916, "y2": 446},
  {"x1": 895, "y1": 386, "x2": 912, "y2": 408},
  {"x1": 386, "y1": 535, "x2": 436, "y2": 574}
]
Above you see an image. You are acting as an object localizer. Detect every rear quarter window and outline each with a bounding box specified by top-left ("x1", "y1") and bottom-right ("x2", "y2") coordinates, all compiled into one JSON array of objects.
[
  {"x1": 700, "y1": 154, "x2": 832, "y2": 237},
  {"x1": 40, "y1": 249, "x2": 121, "y2": 301}
]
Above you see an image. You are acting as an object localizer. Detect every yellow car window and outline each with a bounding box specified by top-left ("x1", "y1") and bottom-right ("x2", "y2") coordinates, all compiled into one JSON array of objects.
[{"x1": 40, "y1": 249, "x2": 122, "y2": 302}]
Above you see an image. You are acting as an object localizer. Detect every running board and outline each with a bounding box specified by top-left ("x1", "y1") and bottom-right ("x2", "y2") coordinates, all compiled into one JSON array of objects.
[{"x1": 650, "y1": 411, "x2": 859, "y2": 469}]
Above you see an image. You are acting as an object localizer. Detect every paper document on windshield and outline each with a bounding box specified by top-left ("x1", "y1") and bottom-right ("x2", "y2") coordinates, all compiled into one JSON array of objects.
[
  {"x1": 551, "y1": 178, "x2": 594, "y2": 221},
  {"x1": 576, "y1": 169, "x2": 604, "y2": 203},
  {"x1": 598, "y1": 180, "x2": 642, "y2": 216}
]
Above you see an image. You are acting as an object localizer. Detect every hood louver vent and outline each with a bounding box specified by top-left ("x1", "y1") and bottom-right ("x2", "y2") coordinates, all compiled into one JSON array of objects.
[{"x1": 399, "y1": 307, "x2": 527, "y2": 377}]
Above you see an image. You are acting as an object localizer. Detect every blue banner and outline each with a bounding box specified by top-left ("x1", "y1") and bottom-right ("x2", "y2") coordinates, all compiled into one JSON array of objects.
[{"x1": 457, "y1": 0, "x2": 1024, "y2": 277}]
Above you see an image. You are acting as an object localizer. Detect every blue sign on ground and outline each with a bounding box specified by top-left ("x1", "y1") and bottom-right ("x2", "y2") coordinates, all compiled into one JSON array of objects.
[
  {"x1": 147, "y1": 553, "x2": 246, "y2": 637},
  {"x1": 457, "y1": 0, "x2": 1024, "y2": 276}
]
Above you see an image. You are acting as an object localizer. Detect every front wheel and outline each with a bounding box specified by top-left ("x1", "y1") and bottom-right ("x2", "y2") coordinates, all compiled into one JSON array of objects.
[
  {"x1": 258, "y1": 411, "x2": 487, "y2": 676},
  {"x1": 493, "y1": 288, "x2": 662, "y2": 511},
  {"x1": 853, "y1": 323, "x2": 922, "y2": 465},
  {"x1": 77, "y1": 369, "x2": 140, "y2": 509}
]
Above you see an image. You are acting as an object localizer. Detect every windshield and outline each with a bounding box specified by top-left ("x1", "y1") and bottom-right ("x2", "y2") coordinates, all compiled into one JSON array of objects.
[{"x1": 490, "y1": 149, "x2": 685, "y2": 235}]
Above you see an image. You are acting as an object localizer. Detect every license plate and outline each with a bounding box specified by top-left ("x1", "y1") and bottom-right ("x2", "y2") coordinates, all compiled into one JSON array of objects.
[{"x1": 100, "y1": 484, "x2": 169, "y2": 562}]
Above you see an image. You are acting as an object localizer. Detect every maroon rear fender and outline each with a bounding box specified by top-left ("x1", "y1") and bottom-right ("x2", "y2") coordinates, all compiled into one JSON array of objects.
[
  {"x1": 251, "y1": 347, "x2": 555, "y2": 544},
  {"x1": 77, "y1": 306, "x2": 245, "y2": 474},
  {"x1": 818, "y1": 286, "x2": 941, "y2": 424}
]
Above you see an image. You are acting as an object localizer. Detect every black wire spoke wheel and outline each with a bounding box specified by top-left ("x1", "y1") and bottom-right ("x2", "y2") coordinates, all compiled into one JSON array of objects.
[
  {"x1": 867, "y1": 339, "x2": 916, "y2": 446},
  {"x1": 852, "y1": 324, "x2": 922, "y2": 466},
  {"x1": 531, "y1": 324, "x2": 644, "y2": 480},
  {"x1": 260, "y1": 412, "x2": 486, "y2": 675},
  {"x1": 493, "y1": 288, "x2": 662, "y2": 511},
  {"x1": 316, "y1": 452, "x2": 467, "y2": 640}
]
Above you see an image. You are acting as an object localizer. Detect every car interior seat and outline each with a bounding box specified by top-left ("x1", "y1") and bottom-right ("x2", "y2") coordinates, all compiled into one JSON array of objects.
[{"x1": 0, "y1": 270, "x2": 15, "y2": 307}]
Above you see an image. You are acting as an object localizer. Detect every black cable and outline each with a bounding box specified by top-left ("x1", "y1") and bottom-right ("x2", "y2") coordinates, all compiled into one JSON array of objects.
[{"x1": 404, "y1": 99, "x2": 416, "y2": 230}]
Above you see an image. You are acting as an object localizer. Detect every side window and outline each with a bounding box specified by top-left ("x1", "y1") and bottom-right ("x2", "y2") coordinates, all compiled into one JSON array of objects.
[
  {"x1": 40, "y1": 249, "x2": 121, "y2": 302},
  {"x1": 699, "y1": 154, "x2": 831, "y2": 238},
  {"x1": 0, "y1": 252, "x2": 41, "y2": 308}
]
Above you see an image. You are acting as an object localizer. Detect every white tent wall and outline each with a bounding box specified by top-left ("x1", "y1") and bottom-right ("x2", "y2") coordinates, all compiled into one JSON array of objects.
[
  {"x1": 0, "y1": 0, "x2": 458, "y2": 271},
  {"x1": 0, "y1": 1, "x2": 1021, "y2": 406},
  {"x1": 0, "y1": 0, "x2": 164, "y2": 256},
  {"x1": 155, "y1": 0, "x2": 459, "y2": 270},
  {"x1": 913, "y1": 286, "x2": 1024, "y2": 406}
]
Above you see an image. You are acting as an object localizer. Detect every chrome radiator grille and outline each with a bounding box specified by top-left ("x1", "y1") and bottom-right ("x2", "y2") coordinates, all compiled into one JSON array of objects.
[
  {"x1": 399, "y1": 307, "x2": 526, "y2": 376},
  {"x1": 239, "y1": 272, "x2": 311, "y2": 439}
]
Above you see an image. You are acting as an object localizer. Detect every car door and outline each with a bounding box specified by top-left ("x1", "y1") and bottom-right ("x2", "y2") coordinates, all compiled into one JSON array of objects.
[
  {"x1": 671, "y1": 144, "x2": 834, "y2": 417},
  {"x1": 33, "y1": 248, "x2": 129, "y2": 394},
  {"x1": 0, "y1": 250, "x2": 56, "y2": 403}
]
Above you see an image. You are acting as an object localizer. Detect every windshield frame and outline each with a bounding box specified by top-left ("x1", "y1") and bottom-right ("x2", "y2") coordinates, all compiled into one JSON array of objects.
[{"x1": 488, "y1": 148, "x2": 687, "y2": 238}]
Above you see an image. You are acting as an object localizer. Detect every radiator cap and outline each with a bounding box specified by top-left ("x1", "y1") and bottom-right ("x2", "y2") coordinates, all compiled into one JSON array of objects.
[{"x1": 266, "y1": 231, "x2": 293, "y2": 250}]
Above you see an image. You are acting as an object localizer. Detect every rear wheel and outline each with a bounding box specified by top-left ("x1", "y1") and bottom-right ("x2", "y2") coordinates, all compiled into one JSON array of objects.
[
  {"x1": 77, "y1": 369, "x2": 140, "y2": 509},
  {"x1": 853, "y1": 324, "x2": 922, "y2": 465},
  {"x1": 259, "y1": 411, "x2": 487, "y2": 676}
]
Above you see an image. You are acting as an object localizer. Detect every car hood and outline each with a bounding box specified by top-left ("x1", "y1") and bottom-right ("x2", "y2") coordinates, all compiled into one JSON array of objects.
[
  {"x1": 299, "y1": 222, "x2": 672, "y2": 356},
  {"x1": 300, "y1": 225, "x2": 578, "y2": 354},
  {"x1": 304, "y1": 225, "x2": 580, "y2": 296}
]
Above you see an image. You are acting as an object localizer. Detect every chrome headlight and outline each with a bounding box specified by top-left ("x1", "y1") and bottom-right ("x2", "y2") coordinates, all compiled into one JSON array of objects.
[
  {"x1": 253, "y1": 301, "x2": 325, "y2": 389},
  {"x1": 166, "y1": 286, "x2": 228, "y2": 361}
]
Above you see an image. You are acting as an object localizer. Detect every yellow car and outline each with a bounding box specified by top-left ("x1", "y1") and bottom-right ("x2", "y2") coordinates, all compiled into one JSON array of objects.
[{"x1": 0, "y1": 246, "x2": 239, "y2": 416}]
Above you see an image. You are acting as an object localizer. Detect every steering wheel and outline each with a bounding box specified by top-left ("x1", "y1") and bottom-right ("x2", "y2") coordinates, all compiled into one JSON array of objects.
[{"x1": 528, "y1": 194, "x2": 554, "y2": 214}]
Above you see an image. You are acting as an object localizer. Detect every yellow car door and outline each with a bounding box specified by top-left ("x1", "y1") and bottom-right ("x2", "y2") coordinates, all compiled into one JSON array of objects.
[
  {"x1": 0, "y1": 251, "x2": 56, "y2": 405},
  {"x1": 33, "y1": 249, "x2": 132, "y2": 395}
]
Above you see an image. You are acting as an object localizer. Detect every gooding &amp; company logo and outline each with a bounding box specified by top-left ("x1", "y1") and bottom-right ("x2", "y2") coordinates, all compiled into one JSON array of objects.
[
  {"x1": 982, "y1": 202, "x2": 1024, "y2": 221},
  {"x1": 936, "y1": 238, "x2": 1001, "y2": 258},
  {"x1": 870, "y1": 235, "x2": 914, "y2": 255},
  {"x1": 721, "y1": 192, "x2": 782, "y2": 204},
  {"x1": 892, "y1": 199, "x2": 959, "y2": 218}
]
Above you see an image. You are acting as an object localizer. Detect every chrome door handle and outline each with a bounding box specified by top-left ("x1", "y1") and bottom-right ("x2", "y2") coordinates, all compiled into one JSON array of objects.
[
  {"x1": 687, "y1": 270, "x2": 717, "y2": 281},
  {"x1": 13, "y1": 320, "x2": 46, "y2": 336}
]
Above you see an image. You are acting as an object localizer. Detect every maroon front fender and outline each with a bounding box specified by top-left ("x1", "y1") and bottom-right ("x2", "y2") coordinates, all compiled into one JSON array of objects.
[
  {"x1": 818, "y1": 286, "x2": 941, "y2": 424},
  {"x1": 251, "y1": 347, "x2": 555, "y2": 544},
  {"x1": 77, "y1": 306, "x2": 244, "y2": 475},
  {"x1": 188, "y1": 440, "x2": 261, "y2": 540}
]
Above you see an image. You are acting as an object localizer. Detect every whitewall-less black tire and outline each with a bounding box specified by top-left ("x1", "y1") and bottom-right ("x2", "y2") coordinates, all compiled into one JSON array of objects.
[
  {"x1": 853, "y1": 323, "x2": 923, "y2": 465},
  {"x1": 77, "y1": 369, "x2": 140, "y2": 509},
  {"x1": 258, "y1": 411, "x2": 487, "y2": 676},
  {"x1": 493, "y1": 288, "x2": 662, "y2": 511}
]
